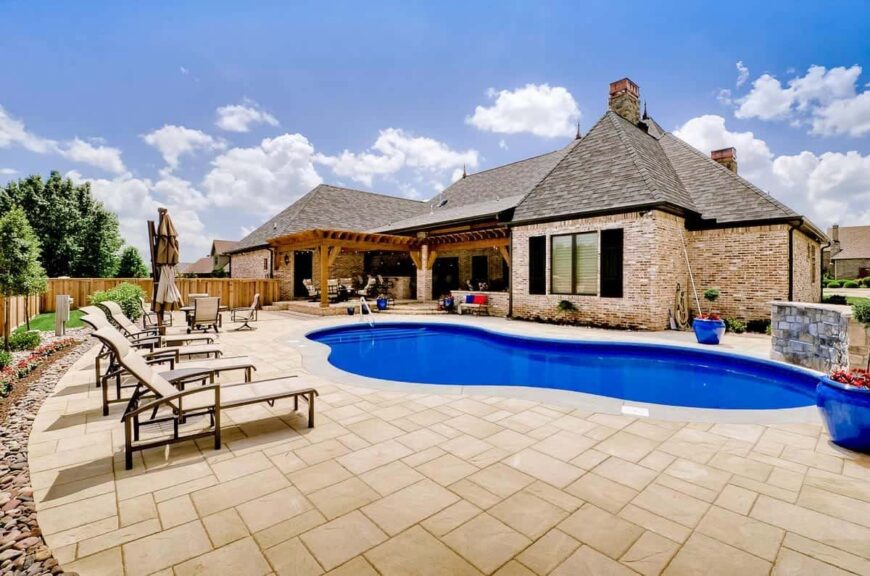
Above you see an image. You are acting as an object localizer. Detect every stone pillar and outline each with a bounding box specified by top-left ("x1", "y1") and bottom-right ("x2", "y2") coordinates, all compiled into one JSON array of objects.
[{"x1": 417, "y1": 244, "x2": 432, "y2": 301}]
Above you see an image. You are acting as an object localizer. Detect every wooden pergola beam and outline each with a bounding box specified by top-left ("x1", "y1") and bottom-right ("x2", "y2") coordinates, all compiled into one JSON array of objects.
[
  {"x1": 409, "y1": 250, "x2": 422, "y2": 270},
  {"x1": 498, "y1": 246, "x2": 511, "y2": 267}
]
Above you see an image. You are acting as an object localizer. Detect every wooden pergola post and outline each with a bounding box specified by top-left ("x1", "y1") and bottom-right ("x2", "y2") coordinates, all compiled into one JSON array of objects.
[{"x1": 319, "y1": 244, "x2": 330, "y2": 308}]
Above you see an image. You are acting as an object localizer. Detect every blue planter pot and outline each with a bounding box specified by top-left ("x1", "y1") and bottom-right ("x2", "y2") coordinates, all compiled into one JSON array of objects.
[
  {"x1": 376, "y1": 298, "x2": 388, "y2": 311},
  {"x1": 693, "y1": 318, "x2": 726, "y2": 345},
  {"x1": 817, "y1": 376, "x2": 870, "y2": 453}
]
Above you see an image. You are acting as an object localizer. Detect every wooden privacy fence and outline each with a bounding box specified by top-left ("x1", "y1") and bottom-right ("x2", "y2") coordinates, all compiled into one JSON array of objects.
[
  {"x1": 0, "y1": 294, "x2": 43, "y2": 336},
  {"x1": 41, "y1": 278, "x2": 279, "y2": 312}
]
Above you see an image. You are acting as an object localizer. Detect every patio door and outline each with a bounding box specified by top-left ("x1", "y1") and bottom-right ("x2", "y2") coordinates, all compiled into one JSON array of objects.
[
  {"x1": 432, "y1": 257, "x2": 459, "y2": 299},
  {"x1": 294, "y1": 251, "x2": 313, "y2": 298}
]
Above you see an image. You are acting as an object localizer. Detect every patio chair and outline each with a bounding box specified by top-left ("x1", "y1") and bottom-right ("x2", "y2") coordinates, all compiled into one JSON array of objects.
[
  {"x1": 231, "y1": 293, "x2": 259, "y2": 330},
  {"x1": 188, "y1": 296, "x2": 221, "y2": 334},
  {"x1": 303, "y1": 279, "x2": 319, "y2": 302},
  {"x1": 361, "y1": 276, "x2": 376, "y2": 296},
  {"x1": 85, "y1": 319, "x2": 255, "y2": 416},
  {"x1": 139, "y1": 297, "x2": 172, "y2": 328},
  {"x1": 92, "y1": 325, "x2": 318, "y2": 469},
  {"x1": 97, "y1": 302, "x2": 215, "y2": 347},
  {"x1": 458, "y1": 294, "x2": 490, "y2": 316}
]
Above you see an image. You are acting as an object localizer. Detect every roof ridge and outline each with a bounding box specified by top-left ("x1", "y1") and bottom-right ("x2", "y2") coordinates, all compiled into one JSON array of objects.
[
  {"x1": 512, "y1": 134, "x2": 585, "y2": 213},
  {"x1": 319, "y1": 183, "x2": 426, "y2": 204},
  {"x1": 453, "y1": 143, "x2": 572, "y2": 182},
  {"x1": 607, "y1": 112, "x2": 665, "y2": 204}
]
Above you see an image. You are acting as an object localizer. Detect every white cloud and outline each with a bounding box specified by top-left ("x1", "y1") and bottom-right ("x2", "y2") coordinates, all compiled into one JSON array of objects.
[
  {"x1": 0, "y1": 104, "x2": 57, "y2": 153},
  {"x1": 466, "y1": 84, "x2": 580, "y2": 138},
  {"x1": 0, "y1": 168, "x2": 17, "y2": 175},
  {"x1": 315, "y1": 128, "x2": 478, "y2": 187},
  {"x1": 498, "y1": 139, "x2": 508, "y2": 150},
  {"x1": 736, "y1": 61, "x2": 750, "y2": 87},
  {"x1": 734, "y1": 65, "x2": 868, "y2": 136},
  {"x1": 142, "y1": 125, "x2": 225, "y2": 169},
  {"x1": 180, "y1": 66, "x2": 189, "y2": 75},
  {"x1": 62, "y1": 138, "x2": 125, "y2": 174},
  {"x1": 202, "y1": 133, "x2": 322, "y2": 214},
  {"x1": 675, "y1": 114, "x2": 870, "y2": 229},
  {"x1": 215, "y1": 101, "x2": 279, "y2": 133}
]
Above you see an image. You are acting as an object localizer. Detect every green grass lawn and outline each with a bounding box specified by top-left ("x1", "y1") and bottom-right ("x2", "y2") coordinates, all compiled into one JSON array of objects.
[
  {"x1": 14, "y1": 309, "x2": 85, "y2": 333},
  {"x1": 845, "y1": 296, "x2": 870, "y2": 307}
]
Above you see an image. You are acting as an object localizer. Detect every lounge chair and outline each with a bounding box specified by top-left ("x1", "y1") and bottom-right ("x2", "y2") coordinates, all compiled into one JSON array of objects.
[
  {"x1": 459, "y1": 294, "x2": 489, "y2": 316},
  {"x1": 139, "y1": 297, "x2": 172, "y2": 328},
  {"x1": 303, "y1": 279, "x2": 319, "y2": 302},
  {"x1": 92, "y1": 326, "x2": 318, "y2": 469},
  {"x1": 96, "y1": 302, "x2": 215, "y2": 347},
  {"x1": 87, "y1": 322, "x2": 256, "y2": 415},
  {"x1": 231, "y1": 293, "x2": 259, "y2": 330},
  {"x1": 188, "y1": 296, "x2": 221, "y2": 333}
]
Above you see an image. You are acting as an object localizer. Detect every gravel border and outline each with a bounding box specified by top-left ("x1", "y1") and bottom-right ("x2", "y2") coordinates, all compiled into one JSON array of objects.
[{"x1": 0, "y1": 338, "x2": 92, "y2": 575}]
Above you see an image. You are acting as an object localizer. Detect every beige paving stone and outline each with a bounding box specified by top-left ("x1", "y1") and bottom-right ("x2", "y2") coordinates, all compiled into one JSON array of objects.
[
  {"x1": 658, "y1": 428, "x2": 727, "y2": 464},
  {"x1": 565, "y1": 473, "x2": 638, "y2": 514},
  {"x1": 504, "y1": 448, "x2": 585, "y2": 488},
  {"x1": 209, "y1": 451, "x2": 275, "y2": 482},
  {"x1": 714, "y1": 484, "x2": 758, "y2": 515},
  {"x1": 490, "y1": 490, "x2": 569, "y2": 539},
  {"x1": 421, "y1": 499, "x2": 482, "y2": 536},
  {"x1": 532, "y1": 430, "x2": 596, "y2": 461},
  {"x1": 570, "y1": 448, "x2": 611, "y2": 470},
  {"x1": 494, "y1": 560, "x2": 536, "y2": 575},
  {"x1": 36, "y1": 492, "x2": 117, "y2": 535},
  {"x1": 76, "y1": 518, "x2": 162, "y2": 558},
  {"x1": 365, "y1": 525, "x2": 481, "y2": 576},
  {"x1": 361, "y1": 478, "x2": 459, "y2": 535},
  {"x1": 637, "y1": 450, "x2": 677, "y2": 472},
  {"x1": 402, "y1": 445, "x2": 446, "y2": 467},
  {"x1": 751, "y1": 494, "x2": 870, "y2": 558},
  {"x1": 759, "y1": 428, "x2": 817, "y2": 450},
  {"x1": 516, "y1": 528, "x2": 580, "y2": 575},
  {"x1": 782, "y1": 532, "x2": 870, "y2": 575},
  {"x1": 664, "y1": 458, "x2": 730, "y2": 492},
  {"x1": 265, "y1": 536, "x2": 324, "y2": 576},
  {"x1": 288, "y1": 460, "x2": 353, "y2": 494},
  {"x1": 267, "y1": 448, "x2": 308, "y2": 474},
  {"x1": 175, "y1": 536, "x2": 272, "y2": 576},
  {"x1": 624, "y1": 420, "x2": 678, "y2": 442},
  {"x1": 708, "y1": 452, "x2": 773, "y2": 482},
  {"x1": 309, "y1": 477, "x2": 380, "y2": 520},
  {"x1": 654, "y1": 474, "x2": 718, "y2": 503},
  {"x1": 593, "y1": 457, "x2": 658, "y2": 491},
  {"x1": 116, "y1": 461, "x2": 213, "y2": 500},
  {"x1": 595, "y1": 431, "x2": 659, "y2": 463},
  {"x1": 468, "y1": 462, "x2": 535, "y2": 498},
  {"x1": 774, "y1": 548, "x2": 852, "y2": 576},
  {"x1": 191, "y1": 467, "x2": 290, "y2": 517},
  {"x1": 295, "y1": 438, "x2": 351, "y2": 466},
  {"x1": 445, "y1": 413, "x2": 504, "y2": 439},
  {"x1": 729, "y1": 474, "x2": 799, "y2": 503},
  {"x1": 45, "y1": 515, "x2": 118, "y2": 548},
  {"x1": 709, "y1": 423, "x2": 765, "y2": 443},
  {"x1": 441, "y1": 433, "x2": 495, "y2": 459},
  {"x1": 768, "y1": 467, "x2": 805, "y2": 492},
  {"x1": 551, "y1": 545, "x2": 637, "y2": 576},
  {"x1": 324, "y1": 556, "x2": 379, "y2": 575},
  {"x1": 253, "y1": 508, "x2": 327, "y2": 550},
  {"x1": 395, "y1": 427, "x2": 447, "y2": 451},
  {"x1": 299, "y1": 510, "x2": 387, "y2": 571},
  {"x1": 237, "y1": 486, "x2": 313, "y2": 532},
  {"x1": 558, "y1": 503, "x2": 644, "y2": 559},
  {"x1": 588, "y1": 413, "x2": 634, "y2": 430},
  {"x1": 152, "y1": 474, "x2": 219, "y2": 504},
  {"x1": 524, "y1": 480, "x2": 583, "y2": 512},
  {"x1": 336, "y1": 439, "x2": 413, "y2": 475},
  {"x1": 696, "y1": 505, "x2": 784, "y2": 561},
  {"x1": 632, "y1": 483, "x2": 710, "y2": 528},
  {"x1": 663, "y1": 533, "x2": 771, "y2": 576},
  {"x1": 118, "y1": 493, "x2": 158, "y2": 527},
  {"x1": 158, "y1": 494, "x2": 198, "y2": 529},
  {"x1": 122, "y1": 520, "x2": 212, "y2": 576},
  {"x1": 443, "y1": 513, "x2": 531, "y2": 575},
  {"x1": 797, "y1": 484, "x2": 870, "y2": 529},
  {"x1": 337, "y1": 431, "x2": 370, "y2": 451},
  {"x1": 620, "y1": 530, "x2": 679, "y2": 576},
  {"x1": 360, "y1": 460, "x2": 425, "y2": 495},
  {"x1": 66, "y1": 546, "x2": 124, "y2": 576},
  {"x1": 202, "y1": 508, "x2": 250, "y2": 547},
  {"x1": 416, "y1": 453, "x2": 479, "y2": 486},
  {"x1": 487, "y1": 429, "x2": 537, "y2": 453},
  {"x1": 449, "y1": 478, "x2": 503, "y2": 509}
]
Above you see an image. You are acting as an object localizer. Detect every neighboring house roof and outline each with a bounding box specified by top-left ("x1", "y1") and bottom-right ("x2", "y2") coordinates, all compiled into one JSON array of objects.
[
  {"x1": 830, "y1": 226, "x2": 870, "y2": 260},
  {"x1": 230, "y1": 184, "x2": 426, "y2": 253},
  {"x1": 176, "y1": 262, "x2": 194, "y2": 274},
  {"x1": 380, "y1": 143, "x2": 576, "y2": 233},
  {"x1": 212, "y1": 240, "x2": 239, "y2": 256},
  {"x1": 183, "y1": 257, "x2": 215, "y2": 275},
  {"x1": 513, "y1": 111, "x2": 804, "y2": 228}
]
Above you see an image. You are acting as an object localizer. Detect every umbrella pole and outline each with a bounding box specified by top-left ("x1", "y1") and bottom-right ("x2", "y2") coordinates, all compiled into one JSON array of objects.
[{"x1": 147, "y1": 220, "x2": 166, "y2": 336}]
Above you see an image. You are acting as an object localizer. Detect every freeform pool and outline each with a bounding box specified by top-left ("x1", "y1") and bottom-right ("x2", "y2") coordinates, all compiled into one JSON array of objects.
[{"x1": 307, "y1": 322, "x2": 819, "y2": 410}]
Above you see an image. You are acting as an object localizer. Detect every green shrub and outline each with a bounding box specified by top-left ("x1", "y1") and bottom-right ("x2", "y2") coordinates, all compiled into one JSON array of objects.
[
  {"x1": 89, "y1": 282, "x2": 147, "y2": 320},
  {"x1": 827, "y1": 280, "x2": 842, "y2": 288},
  {"x1": 724, "y1": 318, "x2": 746, "y2": 334},
  {"x1": 9, "y1": 330, "x2": 40, "y2": 351},
  {"x1": 843, "y1": 280, "x2": 860, "y2": 288},
  {"x1": 853, "y1": 301, "x2": 870, "y2": 326},
  {"x1": 557, "y1": 300, "x2": 577, "y2": 312},
  {"x1": 0, "y1": 350, "x2": 11, "y2": 368},
  {"x1": 703, "y1": 288, "x2": 720, "y2": 303},
  {"x1": 823, "y1": 295, "x2": 848, "y2": 305},
  {"x1": 862, "y1": 277, "x2": 870, "y2": 288}
]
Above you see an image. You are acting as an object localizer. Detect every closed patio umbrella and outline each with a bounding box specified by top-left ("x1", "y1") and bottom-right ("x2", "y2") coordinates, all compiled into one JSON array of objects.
[{"x1": 151, "y1": 208, "x2": 182, "y2": 329}]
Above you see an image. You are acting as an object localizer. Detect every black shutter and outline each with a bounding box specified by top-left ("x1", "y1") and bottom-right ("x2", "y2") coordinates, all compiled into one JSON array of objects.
[
  {"x1": 600, "y1": 229, "x2": 623, "y2": 298},
  {"x1": 528, "y1": 236, "x2": 546, "y2": 295}
]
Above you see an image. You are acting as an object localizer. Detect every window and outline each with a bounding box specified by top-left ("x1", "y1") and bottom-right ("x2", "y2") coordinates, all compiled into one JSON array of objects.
[
  {"x1": 550, "y1": 232, "x2": 598, "y2": 295},
  {"x1": 528, "y1": 236, "x2": 546, "y2": 295},
  {"x1": 600, "y1": 229, "x2": 624, "y2": 298},
  {"x1": 263, "y1": 258, "x2": 268, "y2": 271}
]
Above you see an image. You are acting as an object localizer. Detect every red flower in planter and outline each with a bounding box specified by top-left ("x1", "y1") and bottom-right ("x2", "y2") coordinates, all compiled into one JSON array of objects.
[
  {"x1": 830, "y1": 369, "x2": 870, "y2": 390},
  {"x1": 696, "y1": 313, "x2": 721, "y2": 321}
]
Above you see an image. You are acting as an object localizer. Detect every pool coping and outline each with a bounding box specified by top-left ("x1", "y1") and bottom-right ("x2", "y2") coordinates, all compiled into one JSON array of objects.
[{"x1": 288, "y1": 316, "x2": 822, "y2": 425}]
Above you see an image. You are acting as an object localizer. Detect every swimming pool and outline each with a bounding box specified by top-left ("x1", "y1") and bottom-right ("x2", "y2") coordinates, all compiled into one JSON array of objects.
[{"x1": 307, "y1": 322, "x2": 819, "y2": 410}]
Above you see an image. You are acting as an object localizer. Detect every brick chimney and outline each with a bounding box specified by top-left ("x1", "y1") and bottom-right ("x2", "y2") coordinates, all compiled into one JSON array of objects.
[
  {"x1": 831, "y1": 224, "x2": 841, "y2": 255},
  {"x1": 608, "y1": 78, "x2": 640, "y2": 124},
  {"x1": 711, "y1": 147, "x2": 738, "y2": 173}
]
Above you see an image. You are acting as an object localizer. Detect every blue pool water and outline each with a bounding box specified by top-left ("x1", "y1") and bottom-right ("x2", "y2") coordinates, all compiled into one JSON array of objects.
[{"x1": 307, "y1": 323, "x2": 819, "y2": 410}]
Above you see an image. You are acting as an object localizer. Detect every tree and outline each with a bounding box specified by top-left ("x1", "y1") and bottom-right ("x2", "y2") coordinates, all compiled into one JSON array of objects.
[
  {"x1": 117, "y1": 246, "x2": 150, "y2": 278},
  {"x1": 0, "y1": 207, "x2": 47, "y2": 349},
  {"x1": 71, "y1": 204, "x2": 123, "y2": 277}
]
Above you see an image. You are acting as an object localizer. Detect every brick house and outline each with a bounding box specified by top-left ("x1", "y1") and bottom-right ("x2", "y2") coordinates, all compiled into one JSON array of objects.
[
  {"x1": 823, "y1": 224, "x2": 870, "y2": 279},
  {"x1": 229, "y1": 77, "x2": 825, "y2": 329}
]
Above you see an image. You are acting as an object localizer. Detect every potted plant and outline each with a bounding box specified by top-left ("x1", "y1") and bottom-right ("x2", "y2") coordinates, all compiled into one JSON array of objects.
[
  {"x1": 817, "y1": 369, "x2": 870, "y2": 452},
  {"x1": 693, "y1": 288, "x2": 726, "y2": 345}
]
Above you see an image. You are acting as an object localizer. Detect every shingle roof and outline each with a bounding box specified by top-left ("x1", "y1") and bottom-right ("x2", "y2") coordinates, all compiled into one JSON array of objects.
[
  {"x1": 375, "y1": 195, "x2": 525, "y2": 233},
  {"x1": 212, "y1": 240, "x2": 239, "y2": 256},
  {"x1": 181, "y1": 257, "x2": 214, "y2": 275},
  {"x1": 830, "y1": 226, "x2": 870, "y2": 260},
  {"x1": 230, "y1": 184, "x2": 426, "y2": 253},
  {"x1": 513, "y1": 110, "x2": 801, "y2": 226}
]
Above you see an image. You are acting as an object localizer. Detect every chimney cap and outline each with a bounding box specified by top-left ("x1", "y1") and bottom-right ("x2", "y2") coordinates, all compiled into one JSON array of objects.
[
  {"x1": 711, "y1": 147, "x2": 737, "y2": 161},
  {"x1": 609, "y1": 78, "x2": 639, "y2": 97}
]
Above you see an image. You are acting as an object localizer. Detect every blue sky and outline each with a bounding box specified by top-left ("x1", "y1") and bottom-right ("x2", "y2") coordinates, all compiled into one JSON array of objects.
[{"x1": 1, "y1": 1, "x2": 868, "y2": 259}]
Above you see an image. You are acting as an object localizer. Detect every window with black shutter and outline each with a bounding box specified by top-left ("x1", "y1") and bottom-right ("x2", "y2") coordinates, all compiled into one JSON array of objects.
[
  {"x1": 528, "y1": 236, "x2": 546, "y2": 295},
  {"x1": 600, "y1": 228, "x2": 623, "y2": 298}
]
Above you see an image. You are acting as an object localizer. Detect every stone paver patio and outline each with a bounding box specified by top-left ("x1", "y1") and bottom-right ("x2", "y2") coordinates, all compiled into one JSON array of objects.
[{"x1": 28, "y1": 311, "x2": 870, "y2": 575}]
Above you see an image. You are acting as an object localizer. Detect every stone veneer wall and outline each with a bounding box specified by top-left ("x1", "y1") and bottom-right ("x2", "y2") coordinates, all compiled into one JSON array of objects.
[
  {"x1": 230, "y1": 249, "x2": 272, "y2": 279},
  {"x1": 453, "y1": 290, "x2": 510, "y2": 317},
  {"x1": 792, "y1": 229, "x2": 822, "y2": 304},
  {"x1": 770, "y1": 302, "x2": 850, "y2": 372}
]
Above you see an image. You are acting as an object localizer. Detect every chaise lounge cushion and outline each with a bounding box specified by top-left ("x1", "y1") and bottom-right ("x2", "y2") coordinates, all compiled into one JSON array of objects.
[
  {"x1": 465, "y1": 294, "x2": 475, "y2": 304},
  {"x1": 472, "y1": 294, "x2": 488, "y2": 305}
]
